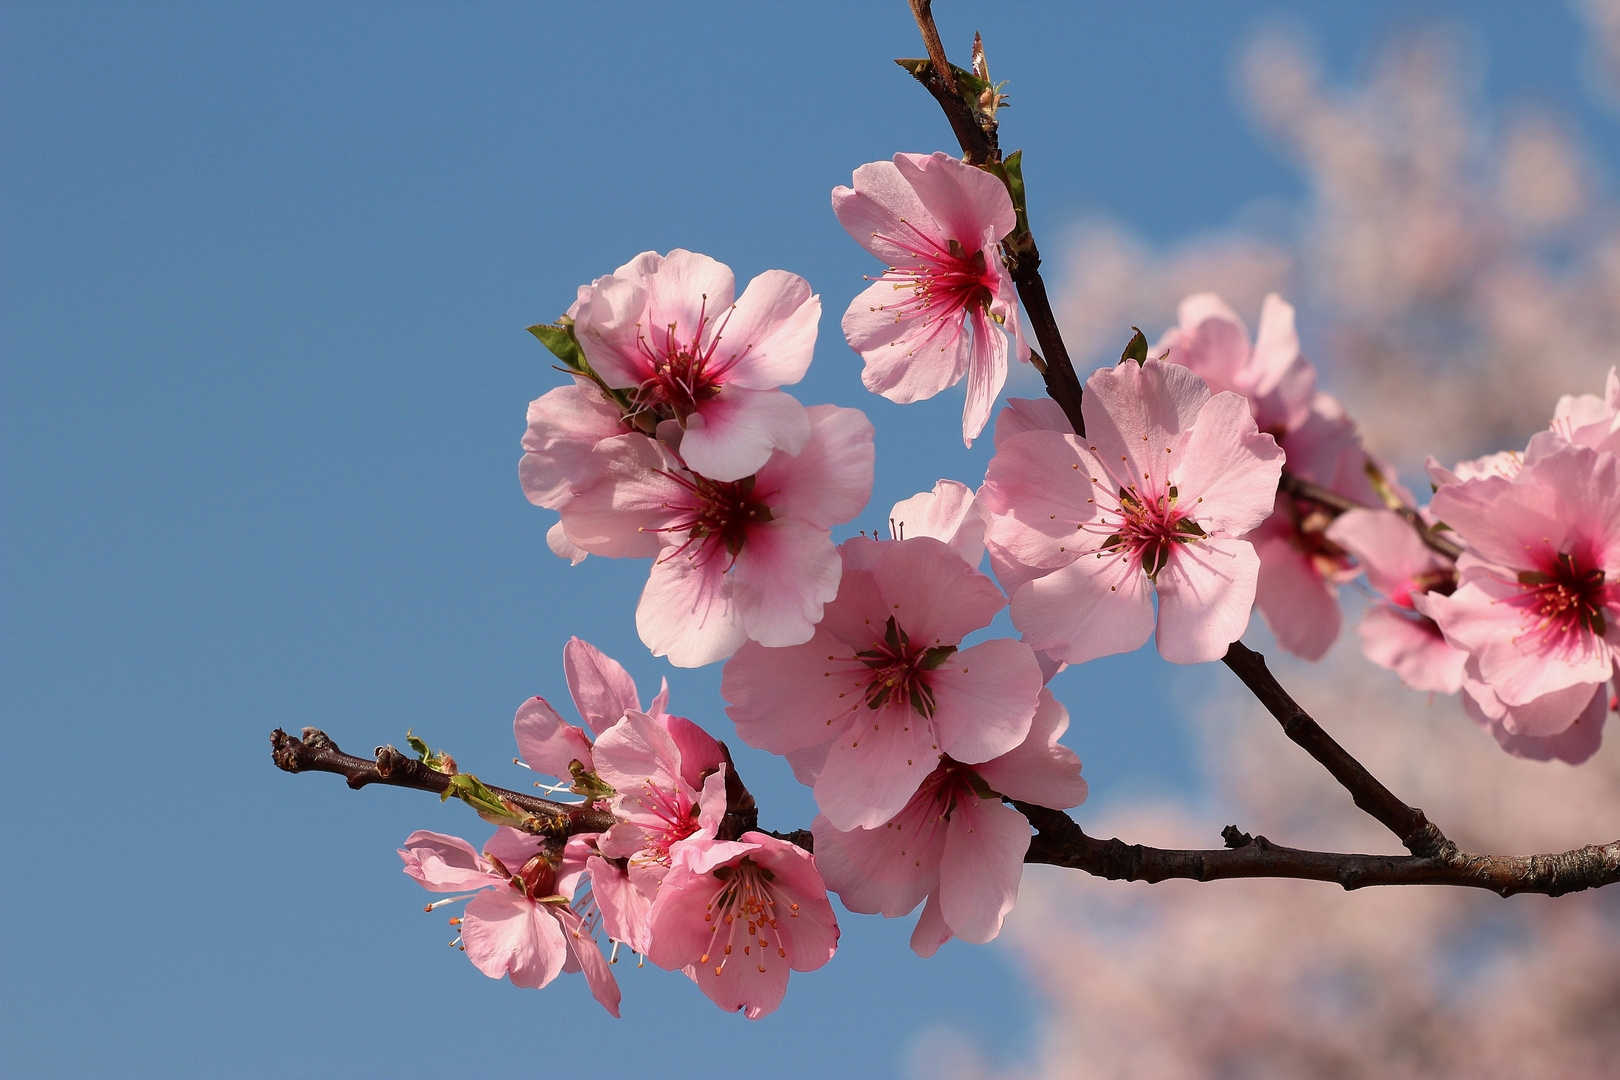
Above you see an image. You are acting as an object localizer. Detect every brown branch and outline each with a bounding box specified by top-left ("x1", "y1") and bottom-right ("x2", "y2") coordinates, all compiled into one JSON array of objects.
[
  {"x1": 1280, "y1": 470, "x2": 1463, "y2": 560},
  {"x1": 1017, "y1": 803, "x2": 1620, "y2": 897},
  {"x1": 1221, "y1": 642, "x2": 1449, "y2": 857},
  {"x1": 270, "y1": 727, "x2": 617, "y2": 836},
  {"x1": 903, "y1": 2, "x2": 1088, "y2": 437}
]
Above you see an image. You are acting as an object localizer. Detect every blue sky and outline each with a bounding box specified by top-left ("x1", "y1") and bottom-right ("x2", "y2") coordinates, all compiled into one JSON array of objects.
[{"x1": 2, "y1": 3, "x2": 1613, "y2": 1078}]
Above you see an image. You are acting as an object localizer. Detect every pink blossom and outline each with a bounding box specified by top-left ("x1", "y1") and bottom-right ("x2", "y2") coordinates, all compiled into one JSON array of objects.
[
  {"x1": 981, "y1": 359, "x2": 1283, "y2": 666},
  {"x1": 833, "y1": 152, "x2": 1029, "y2": 445},
  {"x1": 589, "y1": 709, "x2": 729, "y2": 952},
  {"x1": 570, "y1": 249, "x2": 821, "y2": 482},
  {"x1": 560, "y1": 405, "x2": 875, "y2": 666},
  {"x1": 644, "y1": 832, "x2": 839, "y2": 1019},
  {"x1": 520, "y1": 379, "x2": 635, "y2": 565},
  {"x1": 888, "y1": 479, "x2": 987, "y2": 566},
  {"x1": 398, "y1": 829, "x2": 621, "y2": 1015},
  {"x1": 1418, "y1": 444, "x2": 1620, "y2": 750},
  {"x1": 1324, "y1": 509, "x2": 1466, "y2": 694},
  {"x1": 1543, "y1": 365, "x2": 1620, "y2": 455},
  {"x1": 723, "y1": 535, "x2": 1044, "y2": 830},
  {"x1": 1157, "y1": 293, "x2": 1391, "y2": 660},
  {"x1": 812, "y1": 689, "x2": 1085, "y2": 956}
]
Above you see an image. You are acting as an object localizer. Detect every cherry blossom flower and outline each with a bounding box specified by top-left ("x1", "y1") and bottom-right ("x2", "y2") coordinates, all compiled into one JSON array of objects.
[
  {"x1": 589, "y1": 709, "x2": 729, "y2": 952},
  {"x1": 1157, "y1": 292, "x2": 1391, "y2": 660},
  {"x1": 1417, "y1": 444, "x2": 1620, "y2": 759},
  {"x1": 723, "y1": 535, "x2": 1043, "y2": 830},
  {"x1": 644, "y1": 832, "x2": 839, "y2": 1019},
  {"x1": 981, "y1": 358, "x2": 1283, "y2": 666},
  {"x1": 1324, "y1": 509, "x2": 1466, "y2": 694},
  {"x1": 812, "y1": 688, "x2": 1086, "y2": 957},
  {"x1": 571, "y1": 249, "x2": 820, "y2": 482},
  {"x1": 833, "y1": 151, "x2": 1029, "y2": 445},
  {"x1": 560, "y1": 405, "x2": 874, "y2": 666},
  {"x1": 398, "y1": 828, "x2": 621, "y2": 1016}
]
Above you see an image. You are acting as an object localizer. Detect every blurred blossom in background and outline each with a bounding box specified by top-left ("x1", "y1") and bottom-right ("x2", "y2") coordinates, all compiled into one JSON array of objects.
[{"x1": 916, "y1": 3, "x2": 1620, "y2": 1076}]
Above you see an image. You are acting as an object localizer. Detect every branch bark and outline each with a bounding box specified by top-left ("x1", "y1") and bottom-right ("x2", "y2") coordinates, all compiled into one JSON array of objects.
[
  {"x1": 1017, "y1": 802, "x2": 1620, "y2": 897},
  {"x1": 270, "y1": 727, "x2": 617, "y2": 836}
]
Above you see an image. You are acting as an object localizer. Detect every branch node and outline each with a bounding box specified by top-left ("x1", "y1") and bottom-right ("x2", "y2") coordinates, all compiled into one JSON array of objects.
[{"x1": 1221, "y1": 825, "x2": 1254, "y2": 849}]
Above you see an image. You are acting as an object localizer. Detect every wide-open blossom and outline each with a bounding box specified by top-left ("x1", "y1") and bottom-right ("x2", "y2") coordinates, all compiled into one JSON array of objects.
[
  {"x1": 561, "y1": 405, "x2": 875, "y2": 666},
  {"x1": 834, "y1": 151, "x2": 1028, "y2": 445},
  {"x1": 399, "y1": 828, "x2": 621, "y2": 1015},
  {"x1": 723, "y1": 535, "x2": 1044, "y2": 830},
  {"x1": 813, "y1": 688, "x2": 1085, "y2": 957},
  {"x1": 981, "y1": 358, "x2": 1283, "y2": 665},
  {"x1": 571, "y1": 249, "x2": 820, "y2": 482},
  {"x1": 1324, "y1": 509, "x2": 1466, "y2": 695},
  {"x1": 1157, "y1": 292, "x2": 1389, "y2": 660},
  {"x1": 644, "y1": 832, "x2": 839, "y2": 1020},
  {"x1": 1416, "y1": 444, "x2": 1620, "y2": 759}
]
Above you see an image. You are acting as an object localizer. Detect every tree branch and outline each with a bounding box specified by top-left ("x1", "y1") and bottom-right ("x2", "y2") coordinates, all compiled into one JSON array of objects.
[
  {"x1": 1017, "y1": 802, "x2": 1620, "y2": 897},
  {"x1": 1280, "y1": 470, "x2": 1463, "y2": 560},
  {"x1": 1221, "y1": 641, "x2": 1449, "y2": 857},
  {"x1": 903, "y1": 2, "x2": 1087, "y2": 437},
  {"x1": 269, "y1": 727, "x2": 617, "y2": 836}
]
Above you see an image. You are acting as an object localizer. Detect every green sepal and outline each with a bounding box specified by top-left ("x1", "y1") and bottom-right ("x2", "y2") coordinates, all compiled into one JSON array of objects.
[
  {"x1": 568, "y1": 759, "x2": 615, "y2": 801},
  {"x1": 918, "y1": 644, "x2": 959, "y2": 671},
  {"x1": 985, "y1": 150, "x2": 1030, "y2": 241},
  {"x1": 1120, "y1": 327, "x2": 1149, "y2": 366},
  {"x1": 527, "y1": 318, "x2": 588, "y2": 373},
  {"x1": 405, "y1": 727, "x2": 456, "y2": 774},
  {"x1": 1518, "y1": 570, "x2": 1552, "y2": 585},
  {"x1": 895, "y1": 57, "x2": 990, "y2": 101}
]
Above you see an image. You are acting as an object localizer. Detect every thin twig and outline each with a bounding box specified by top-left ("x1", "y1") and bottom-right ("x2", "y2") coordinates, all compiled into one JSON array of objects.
[
  {"x1": 1017, "y1": 803, "x2": 1620, "y2": 898},
  {"x1": 270, "y1": 727, "x2": 617, "y2": 835}
]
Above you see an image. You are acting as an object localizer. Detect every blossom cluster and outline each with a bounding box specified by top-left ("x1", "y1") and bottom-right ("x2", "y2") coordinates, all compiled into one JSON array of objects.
[{"x1": 391, "y1": 144, "x2": 1618, "y2": 1020}]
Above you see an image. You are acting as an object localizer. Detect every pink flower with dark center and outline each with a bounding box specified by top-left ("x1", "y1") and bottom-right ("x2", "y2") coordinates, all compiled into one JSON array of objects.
[
  {"x1": 981, "y1": 359, "x2": 1283, "y2": 665},
  {"x1": 1418, "y1": 444, "x2": 1620, "y2": 747},
  {"x1": 812, "y1": 688, "x2": 1085, "y2": 957},
  {"x1": 723, "y1": 535, "x2": 1043, "y2": 830},
  {"x1": 644, "y1": 832, "x2": 839, "y2": 1020},
  {"x1": 560, "y1": 405, "x2": 874, "y2": 667},
  {"x1": 398, "y1": 828, "x2": 621, "y2": 1016},
  {"x1": 572, "y1": 249, "x2": 820, "y2": 482},
  {"x1": 834, "y1": 152, "x2": 1029, "y2": 445}
]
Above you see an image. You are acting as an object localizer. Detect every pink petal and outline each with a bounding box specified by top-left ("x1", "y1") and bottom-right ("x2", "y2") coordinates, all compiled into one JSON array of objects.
[
  {"x1": 810, "y1": 808, "x2": 943, "y2": 918},
  {"x1": 546, "y1": 521, "x2": 588, "y2": 564},
  {"x1": 813, "y1": 706, "x2": 940, "y2": 831},
  {"x1": 481, "y1": 827, "x2": 549, "y2": 878},
  {"x1": 640, "y1": 249, "x2": 737, "y2": 350},
  {"x1": 929, "y1": 638, "x2": 1043, "y2": 764},
  {"x1": 713, "y1": 269, "x2": 820, "y2": 389},
  {"x1": 519, "y1": 382, "x2": 627, "y2": 510},
  {"x1": 1249, "y1": 293, "x2": 1316, "y2": 431},
  {"x1": 937, "y1": 793, "x2": 1029, "y2": 944},
  {"x1": 1010, "y1": 549, "x2": 1155, "y2": 665},
  {"x1": 460, "y1": 889, "x2": 568, "y2": 989},
  {"x1": 909, "y1": 891, "x2": 954, "y2": 959},
  {"x1": 1324, "y1": 508, "x2": 1446, "y2": 597},
  {"x1": 978, "y1": 429, "x2": 1098, "y2": 574},
  {"x1": 960, "y1": 306, "x2": 1009, "y2": 445},
  {"x1": 723, "y1": 629, "x2": 871, "y2": 755},
  {"x1": 993, "y1": 397, "x2": 1070, "y2": 446},
  {"x1": 872, "y1": 536, "x2": 1006, "y2": 646},
  {"x1": 972, "y1": 688, "x2": 1088, "y2": 809},
  {"x1": 1154, "y1": 537, "x2": 1261, "y2": 665},
  {"x1": 1250, "y1": 527, "x2": 1341, "y2": 662},
  {"x1": 1358, "y1": 605, "x2": 1466, "y2": 695},
  {"x1": 1173, "y1": 391, "x2": 1284, "y2": 537},
  {"x1": 1429, "y1": 475, "x2": 1564, "y2": 571},
  {"x1": 513, "y1": 695, "x2": 595, "y2": 777},
  {"x1": 663, "y1": 714, "x2": 725, "y2": 792},
  {"x1": 889, "y1": 479, "x2": 987, "y2": 567},
  {"x1": 398, "y1": 830, "x2": 498, "y2": 892},
  {"x1": 557, "y1": 906, "x2": 621, "y2": 1017},
  {"x1": 680, "y1": 387, "x2": 811, "y2": 483},
  {"x1": 1081, "y1": 359, "x2": 1211, "y2": 501},
  {"x1": 731, "y1": 517, "x2": 842, "y2": 648},
  {"x1": 832, "y1": 158, "x2": 936, "y2": 266},
  {"x1": 562, "y1": 636, "x2": 641, "y2": 736},
  {"x1": 591, "y1": 709, "x2": 684, "y2": 793},
  {"x1": 586, "y1": 855, "x2": 652, "y2": 954},
  {"x1": 753, "y1": 404, "x2": 875, "y2": 528},
  {"x1": 558, "y1": 434, "x2": 681, "y2": 558},
  {"x1": 636, "y1": 551, "x2": 746, "y2": 668},
  {"x1": 843, "y1": 281, "x2": 972, "y2": 403},
  {"x1": 890, "y1": 151, "x2": 1016, "y2": 251}
]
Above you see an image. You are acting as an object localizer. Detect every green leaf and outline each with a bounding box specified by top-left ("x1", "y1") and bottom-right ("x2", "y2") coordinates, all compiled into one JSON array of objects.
[
  {"x1": 527, "y1": 319, "x2": 588, "y2": 373},
  {"x1": 1120, "y1": 327, "x2": 1149, "y2": 366}
]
